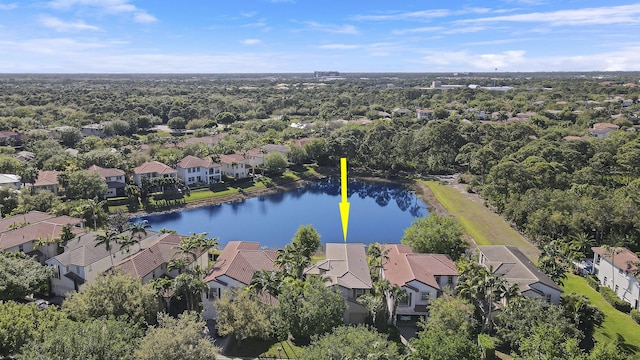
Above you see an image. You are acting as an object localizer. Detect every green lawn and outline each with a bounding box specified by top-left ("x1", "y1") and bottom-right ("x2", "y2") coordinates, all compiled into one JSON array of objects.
[
  {"x1": 421, "y1": 180, "x2": 540, "y2": 261},
  {"x1": 226, "y1": 338, "x2": 303, "y2": 359},
  {"x1": 562, "y1": 274, "x2": 640, "y2": 354}
]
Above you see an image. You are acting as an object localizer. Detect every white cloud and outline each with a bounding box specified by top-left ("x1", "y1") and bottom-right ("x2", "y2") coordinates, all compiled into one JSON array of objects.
[
  {"x1": 242, "y1": 39, "x2": 261, "y2": 45},
  {"x1": 0, "y1": 3, "x2": 17, "y2": 10},
  {"x1": 391, "y1": 26, "x2": 443, "y2": 35},
  {"x1": 442, "y1": 26, "x2": 486, "y2": 34},
  {"x1": 39, "y1": 15, "x2": 99, "y2": 31},
  {"x1": 459, "y1": 4, "x2": 640, "y2": 26},
  {"x1": 352, "y1": 9, "x2": 451, "y2": 22},
  {"x1": 463, "y1": 37, "x2": 536, "y2": 46},
  {"x1": 303, "y1": 21, "x2": 359, "y2": 34},
  {"x1": 47, "y1": 0, "x2": 157, "y2": 23},
  {"x1": 318, "y1": 44, "x2": 361, "y2": 49}
]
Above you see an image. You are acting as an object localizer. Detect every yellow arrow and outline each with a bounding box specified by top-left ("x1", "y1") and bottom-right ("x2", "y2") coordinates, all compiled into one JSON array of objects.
[{"x1": 339, "y1": 157, "x2": 350, "y2": 242}]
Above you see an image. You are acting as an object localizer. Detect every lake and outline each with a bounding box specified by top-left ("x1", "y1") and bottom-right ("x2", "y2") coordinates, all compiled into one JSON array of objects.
[{"x1": 133, "y1": 178, "x2": 428, "y2": 248}]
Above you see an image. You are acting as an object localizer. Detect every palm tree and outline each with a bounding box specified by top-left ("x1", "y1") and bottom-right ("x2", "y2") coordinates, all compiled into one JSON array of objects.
[
  {"x1": 387, "y1": 285, "x2": 408, "y2": 326},
  {"x1": 366, "y1": 243, "x2": 389, "y2": 283},
  {"x1": 150, "y1": 277, "x2": 174, "y2": 314},
  {"x1": 94, "y1": 230, "x2": 122, "y2": 267},
  {"x1": 130, "y1": 220, "x2": 151, "y2": 242},
  {"x1": 357, "y1": 293, "x2": 384, "y2": 327},
  {"x1": 603, "y1": 243, "x2": 624, "y2": 292},
  {"x1": 173, "y1": 269, "x2": 207, "y2": 312}
]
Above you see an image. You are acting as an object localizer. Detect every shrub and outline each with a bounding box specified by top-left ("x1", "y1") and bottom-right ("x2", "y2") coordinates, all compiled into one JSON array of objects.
[
  {"x1": 586, "y1": 275, "x2": 600, "y2": 291},
  {"x1": 599, "y1": 286, "x2": 632, "y2": 313},
  {"x1": 478, "y1": 334, "x2": 496, "y2": 360},
  {"x1": 631, "y1": 309, "x2": 640, "y2": 324}
]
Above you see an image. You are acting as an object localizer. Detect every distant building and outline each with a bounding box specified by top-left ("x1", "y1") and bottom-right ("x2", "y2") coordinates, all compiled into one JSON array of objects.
[
  {"x1": 314, "y1": 71, "x2": 340, "y2": 78},
  {"x1": 0, "y1": 174, "x2": 21, "y2": 189},
  {"x1": 132, "y1": 161, "x2": 178, "y2": 186},
  {"x1": 176, "y1": 156, "x2": 221, "y2": 186}
]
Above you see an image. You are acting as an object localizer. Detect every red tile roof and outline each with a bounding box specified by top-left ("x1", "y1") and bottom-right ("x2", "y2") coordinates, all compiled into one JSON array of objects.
[
  {"x1": 133, "y1": 161, "x2": 177, "y2": 175},
  {"x1": 0, "y1": 211, "x2": 54, "y2": 233},
  {"x1": 0, "y1": 216, "x2": 84, "y2": 249},
  {"x1": 34, "y1": 170, "x2": 59, "y2": 187},
  {"x1": 115, "y1": 234, "x2": 183, "y2": 279},
  {"x1": 593, "y1": 247, "x2": 640, "y2": 274},
  {"x1": 383, "y1": 244, "x2": 458, "y2": 291},
  {"x1": 219, "y1": 153, "x2": 246, "y2": 164},
  {"x1": 86, "y1": 165, "x2": 125, "y2": 178},
  {"x1": 203, "y1": 241, "x2": 277, "y2": 285},
  {"x1": 176, "y1": 155, "x2": 218, "y2": 169}
]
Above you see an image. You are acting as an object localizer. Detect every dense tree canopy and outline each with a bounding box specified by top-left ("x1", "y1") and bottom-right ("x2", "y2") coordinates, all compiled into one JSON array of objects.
[
  {"x1": 0, "y1": 251, "x2": 52, "y2": 301},
  {"x1": 401, "y1": 214, "x2": 467, "y2": 260},
  {"x1": 300, "y1": 325, "x2": 400, "y2": 360}
]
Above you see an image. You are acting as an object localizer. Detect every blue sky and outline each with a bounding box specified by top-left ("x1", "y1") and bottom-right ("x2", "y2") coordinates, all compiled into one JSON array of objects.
[{"x1": 1, "y1": 0, "x2": 640, "y2": 73}]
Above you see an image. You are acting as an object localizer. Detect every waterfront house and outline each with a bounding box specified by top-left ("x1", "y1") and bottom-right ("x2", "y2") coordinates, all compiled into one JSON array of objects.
[
  {"x1": 305, "y1": 243, "x2": 373, "y2": 324},
  {"x1": 86, "y1": 165, "x2": 126, "y2": 198},
  {"x1": 133, "y1": 161, "x2": 178, "y2": 186},
  {"x1": 201, "y1": 241, "x2": 277, "y2": 320},
  {"x1": 219, "y1": 154, "x2": 250, "y2": 179},
  {"x1": 478, "y1": 245, "x2": 562, "y2": 305},
  {"x1": 176, "y1": 155, "x2": 222, "y2": 186},
  {"x1": 382, "y1": 244, "x2": 458, "y2": 322}
]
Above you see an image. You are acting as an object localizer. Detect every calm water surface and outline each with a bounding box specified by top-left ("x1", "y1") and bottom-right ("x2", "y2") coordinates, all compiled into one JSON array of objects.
[{"x1": 134, "y1": 178, "x2": 428, "y2": 248}]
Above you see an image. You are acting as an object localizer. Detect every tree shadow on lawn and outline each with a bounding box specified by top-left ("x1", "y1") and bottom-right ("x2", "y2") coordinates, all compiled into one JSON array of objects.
[{"x1": 225, "y1": 337, "x2": 277, "y2": 358}]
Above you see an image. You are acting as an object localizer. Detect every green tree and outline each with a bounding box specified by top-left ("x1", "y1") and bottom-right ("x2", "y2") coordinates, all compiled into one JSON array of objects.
[
  {"x1": 214, "y1": 288, "x2": 273, "y2": 343},
  {"x1": 62, "y1": 170, "x2": 108, "y2": 200},
  {"x1": 276, "y1": 276, "x2": 347, "y2": 343},
  {"x1": 263, "y1": 151, "x2": 288, "y2": 175},
  {"x1": 560, "y1": 292, "x2": 604, "y2": 341},
  {"x1": 401, "y1": 214, "x2": 467, "y2": 260},
  {"x1": 0, "y1": 302, "x2": 65, "y2": 356},
  {"x1": 19, "y1": 317, "x2": 143, "y2": 360},
  {"x1": 0, "y1": 186, "x2": 19, "y2": 216},
  {"x1": 287, "y1": 146, "x2": 308, "y2": 165},
  {"x1": 63, "y1": 271, "x2": 157, "y2": 326},
  {"x1": 276, "y1": 225, "x2": 320, "y2": 280},
  {"x1": 167, "y1": 117, "x2": 186, "y2": 130},
  {"x1": 94, "y1": 230, "x2": 123, "y2": 267},
  {"x1": 215, "y1": 111, "x2": 237, "y2": 126},
  {"x1": 519, "y1": 323, "x2": 585, "y2": 360},
  {"x1": 134, "y1": 312, "x2": 218, "y2": 360},
  {"x1": 301, "y1": 325, "x2": 400, "y2": 360},
  {"x1": 0, "y1": 251, "x2": 52, "y2": 301},
  {"x1": 59, "y1": 127, "x2": 83, "y2": 148}
]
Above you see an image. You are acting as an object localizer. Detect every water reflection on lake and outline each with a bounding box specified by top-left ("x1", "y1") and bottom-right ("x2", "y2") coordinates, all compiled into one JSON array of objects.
[{"x1": 134, "y1": 178, "x2": 428, "y2": 248}]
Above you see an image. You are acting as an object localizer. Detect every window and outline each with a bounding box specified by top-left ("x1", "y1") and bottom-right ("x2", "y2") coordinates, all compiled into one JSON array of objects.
[
  {"x1": 207, "y1": 288, "x2": 221, "y2": 300},
  {"x1": 603, "y1": 276, "x2": 608, "y2": 285},
  {"x1": 447, "y1": 276, "x2": 454, "y2": 285},
  {"x1": 398, "y1": 292, "x2": 412, "y2": 307},
  {"x1": 51, "y1": 265, "x2": 60, "y2": 279},
  {"x1": 615, "y1": 285, "x2": 619, "y2": 293},
  {"x1": 619, "y1": 268, "x2": 624, "y2": 274},
  {"x1": 434, "y1": 276, "x2": 441, "y2": 284},
  {"x1": 595, "y1": 254, "x2": 600, "y2": 265},
  {"x1": 420, "y1": 292, "x2": 430, "y2": 301},
  {"x1": 353, "y1": 288, "x2": 366, "y2": 299},
  {"x1": 545, "y1": 294, "x2": 552, "y2": 304},
  {"x1": 18, "y1": 244, "x2": 24, "y2": 252}
]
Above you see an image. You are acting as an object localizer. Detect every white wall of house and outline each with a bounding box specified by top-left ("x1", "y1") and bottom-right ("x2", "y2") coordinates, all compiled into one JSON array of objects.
[
  {"x1": 395, "y1": 280, "x2": 438, "y2": 318},
  {"x1": 221, "y1": 162, "x2": 248, "y2": 179},
  {"x1": 178, "y1": 166, "x2": 222, "y2": 186},
  {"x1": 48, "y1": 258, "x2": 77, "y2": 296},
  {"x1": 133, "y1": 172, "x2": 177, "y2": 187},
  {"x1": 593, "y1": 254, "x2": 640, "y2": 309},
  {"x1": 202, "y1": 275, "x2": 246, "y2": 320}
]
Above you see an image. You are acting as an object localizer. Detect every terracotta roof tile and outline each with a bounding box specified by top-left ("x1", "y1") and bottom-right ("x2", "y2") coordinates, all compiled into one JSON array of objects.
[
  {"x1": 382, "y1": 244, "x2": 457, "y2": 290},
  {"x1": 133, "y1": 161, "x2": 177, "y2": 175},
  {"x1": 86, "y1": 165, "x2": 125, "y2": 178},
  {"x1": 203, "y1": 241, "x2": 277, "y2": 285}
]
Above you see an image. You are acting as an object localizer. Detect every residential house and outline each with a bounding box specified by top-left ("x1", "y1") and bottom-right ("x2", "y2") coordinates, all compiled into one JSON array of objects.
[
  {"x1": 589, "y1": 122, "x2": 620, "y2": 138},
  {"x1": 13, "y1": 151, "x2": 35, "y2": 162},
  {"x1": 0, "y1": 131, "x2": 22, "y2": 146},
  {"x1": 382, "y1": 245, "x2": 458, "y2": 321},
  {"x1": 478, "y1": 245, "x2": 562, "y2": 305},
  {"x1": 592, "y1": 246, "x2": 640, "y2": 310},
  {"x1": 261, "y1": 144, "x2": 291, "y2": 156},
  {"x1": 133, "y1": 161, "x2": 178, "y2": 186},
  {"x1": 86, "y1": 165, "x2": 126, "y2": 198},
  {"x1": 0, "y1": 174, "x2": 21, "y2": 189},
  {"x1": 219, "y1": 154, "x2": 249, "y2": 179},
  {"x1": 0, "y1": 216, "x2": 85, "y2": 263},
  {"x1": 0, "y1": 211, "x2": 54, "y2": 232},
  {"x1": 176, "y1": 156, "x2": 221, "y2": 186},
  {"x1": 416, "y1": 109, "x2": 434, "y2": 120},
  {"x1": 47, "y1": 230, "x2": 160, "y2": 296},
  {"x1": 392, "y1": 108, "x2": 412, "y2": 117},
  {"x1": 33, "y1": 170, "x2": 60, "y2": 195},
  {"x1": 115, "y1": 233, "x2": 209, "y2": 283},
  {"x1": 304, "y1": 243, "x2": 373, "y2": 324},
  {"x1": 622, "y1": 99, "x2": 634, "y2": 107},
  {"x1": 49, "y1": 126, "x2": 75, "y2": 140},
  {"x1": 201, "y1": 241, "x2": 278, "y2": 320},
  {"x1": 81, "y1": 123, "x2": 106, "y2": 138}
]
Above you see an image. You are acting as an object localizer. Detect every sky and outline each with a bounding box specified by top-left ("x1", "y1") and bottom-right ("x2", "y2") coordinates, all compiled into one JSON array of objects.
[{"x1": 1, "y1": 0, "x2": 640, "y2": 73}]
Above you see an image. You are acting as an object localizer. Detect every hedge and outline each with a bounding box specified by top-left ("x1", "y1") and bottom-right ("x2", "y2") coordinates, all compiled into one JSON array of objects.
[
  {"x1": 586, "y1": 275, "x2": 600, "y2": 291},
  {"x1": 478, "y1": 334, "x2": 495, "y2": 360},
  {"x1": 599, "y1": 286, "x2": 632, "y2": 313},
  {"x1": 632, "y1": 309, "x2": 640, "y2": 324}
]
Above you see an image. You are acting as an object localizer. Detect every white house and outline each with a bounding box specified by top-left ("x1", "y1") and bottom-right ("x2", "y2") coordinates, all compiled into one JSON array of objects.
[
  {"x1": 305, "y1": 243, "x2": 373, "y2": 324},
  {"x1": 176, "y1": 155, "x2": 221, "y2": 186},
  {"x1": 132, "y1": 161, "x2": 178, "y2": 186},
  {"x1": 592, "y1": 246, "x2": 640, "y2": 310},
  {"x1": 478, "y1": 245, "x2": 562, "y2": 305},
  {"x1": 382, "y1": 245, "x2": 458, "y2": 322},
  {"x1": 201, "y1": 241, "x2": 277, "y2": 320},
  {"x1": 219, "y1": 154, "x2": 249, "y2": 179},
  {"x1": 86, "y1": 165, "x2": 126, "y2": 198},
  {"x1": 81, "y1": 123, "x2": 106, "y2": 138},
  {"x1": 416, "y1": 109, "x2": 434, "y2": 120}
]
